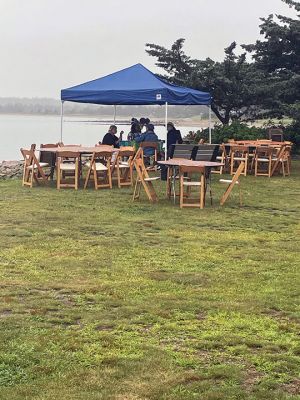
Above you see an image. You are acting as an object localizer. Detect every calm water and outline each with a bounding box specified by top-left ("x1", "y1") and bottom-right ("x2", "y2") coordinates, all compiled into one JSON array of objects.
[{"x1": 0, "y1": 114, "x2": 201, "y2": 161}]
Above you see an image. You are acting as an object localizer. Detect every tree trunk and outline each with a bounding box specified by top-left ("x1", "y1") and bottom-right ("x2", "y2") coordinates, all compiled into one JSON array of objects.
[
  {"x1": 224, "y1": 109, "x2": 231, "y2": 125},
  {"x1": 211, "y1": 104, "x2": 231, "y2": 125}
]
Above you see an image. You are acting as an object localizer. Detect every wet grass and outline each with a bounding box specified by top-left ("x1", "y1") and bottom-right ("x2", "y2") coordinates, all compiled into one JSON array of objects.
[{"x1": 0, "y1": 163, "x2": 299, "y2": 399}]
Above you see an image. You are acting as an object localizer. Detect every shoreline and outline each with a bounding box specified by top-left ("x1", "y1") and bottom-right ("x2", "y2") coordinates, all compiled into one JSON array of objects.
[{"x1": 0, "y1": 113, "x2": 215, "y2": 127}]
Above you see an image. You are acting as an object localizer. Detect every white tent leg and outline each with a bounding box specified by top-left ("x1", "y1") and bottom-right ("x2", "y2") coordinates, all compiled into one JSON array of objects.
[
  {"x1": 208, "y1": 105, "x2": 212, "y2": 144},
  {"x1": 165, "y1": 102, "x2": 168, "y2": 160},
  {"x1": 113, "y1": 105, "x2": 117, "y2": 124},
  {"x1": 60, "y1": 101, "x2": 64, "y2": 142}
]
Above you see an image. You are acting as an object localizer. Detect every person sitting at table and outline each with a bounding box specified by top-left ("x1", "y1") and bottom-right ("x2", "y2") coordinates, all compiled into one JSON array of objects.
[
  {"x1": 139, "y1": 117, "x2": 146, "y2": 131},
  {"x1": 167, "y1": 122, "x2": 183, "y2": 157},
  {"x1": 127, "y1": 121, "x2": 141, "y2": 141},
  {"x1": 144, "y1": 118, "x2": 150, "y2": 132},
  {"x1": 135, "y1": 123, "x2": 158, "y2": 158},
  {"x1": 101, "y1": 125, "x2": 123, "y2": 148}
]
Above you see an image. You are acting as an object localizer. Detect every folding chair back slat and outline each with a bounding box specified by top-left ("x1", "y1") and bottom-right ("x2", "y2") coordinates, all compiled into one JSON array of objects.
[
  {"x1": 139, "y1": 142, "x2": 158, "y2": 149},
  {"x1": 194, "y1": 144, "x2": 220, "y2": 162},
  {"x1": 57, "y1": 151, "x2": 80, "y2": 158},
  {"x1": 170, "y1": 144, "x2": 197, "y2": 160}
]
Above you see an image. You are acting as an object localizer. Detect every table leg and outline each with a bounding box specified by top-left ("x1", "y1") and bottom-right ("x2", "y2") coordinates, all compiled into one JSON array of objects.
[
  {"x1": 200, "y1": 173, "x2": 205, "y2": 209},
  {"x1": 173, "y1": 167, "x2": 176, "y2": 204}
]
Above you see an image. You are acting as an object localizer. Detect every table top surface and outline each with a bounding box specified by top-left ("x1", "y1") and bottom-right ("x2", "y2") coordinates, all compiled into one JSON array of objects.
[
  {"x1": 158, "y1": 158, "x2": 224, "y2": 167},
  {"x1": 40, "y1": 146, "x2": 117, "y2": 153}
]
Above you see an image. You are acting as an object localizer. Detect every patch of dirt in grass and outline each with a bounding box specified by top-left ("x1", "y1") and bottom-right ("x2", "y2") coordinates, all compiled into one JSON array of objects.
[
  {"x1": 262, "y1": 308, "x2": 288, "y2": 319},
  {"x1": 115, "y1": 395, "x2": 143, "y2": 400},
  {"x1": 196, "y1": 312, "x2": 206, "y2": 320},
  {"x1": 148, "y1": 271, "x2": 210, "y2": 286},
  {"x1": 95, "y1": 324, "x2": 114, "y2": 331},
  {"x1": 197, "y1": 350, "x2": 212, "y2": 365},
  {"x1": 55, "y1": 294, "x2": 76, "y2": 307},
  {"x1": 180, "y1": 372, "x2": 207, "y2": 384},
  {"x1": 280, "y1": 378, "x2": 300, "y2": 395},
  {"x1": 45, "y1": 307, "x2": 60, "y2": 312},
  {"x1": 242, "y1": 366, "x2": 264, "y2": 392},
  {"x1": 0, "y1": 309, "x2": 12, "y2": 317},
  {"x1": 142, "y1": 223, "x2": 154, "y2": 228},
  {"x1": 49, "y1": 317, "x2": 83, "y2": 328}
]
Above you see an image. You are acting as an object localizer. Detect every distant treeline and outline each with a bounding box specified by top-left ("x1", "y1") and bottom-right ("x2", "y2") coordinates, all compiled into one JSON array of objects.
[{"x1": 0, "y1": 97, "x2": 208, "y2": 119}]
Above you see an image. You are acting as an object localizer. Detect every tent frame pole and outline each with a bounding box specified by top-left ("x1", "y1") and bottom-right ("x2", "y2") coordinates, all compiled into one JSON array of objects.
[
  {"x1": 113, "y1": 105, "x2": 117, "y2": 124},
  {"x1": 60, "y1": 101, "x2": 64, "y2": 143},
  {"x1": 208, "y1": 105, "x2": 212, "y2": 144},
  {"x1": 165, "y1": 101, "x2": 168, "y2": 160}
]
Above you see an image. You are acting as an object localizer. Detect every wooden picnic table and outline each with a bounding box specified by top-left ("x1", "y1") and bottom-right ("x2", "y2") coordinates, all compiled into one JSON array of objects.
[
  {"x1": 158, "y1": 158, "x2": 223, "y2": 168},
  {"x1": 39, "y1": 146, "x2": 117, "y2": 154},
  {"x1": 224, "y1": 142, "x2": 291, "y2": 176},
  {"x1": 158, "y1": 158, "x2": 224, "y2": 206}
]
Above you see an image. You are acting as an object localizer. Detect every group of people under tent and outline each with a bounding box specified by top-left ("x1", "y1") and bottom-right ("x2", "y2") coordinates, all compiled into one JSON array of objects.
[{"x1": 100, "y1": 117, "x2": 183, "y2": 158}]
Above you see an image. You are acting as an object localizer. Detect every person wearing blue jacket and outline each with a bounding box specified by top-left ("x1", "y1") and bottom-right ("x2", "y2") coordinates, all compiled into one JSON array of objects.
[{"x1": 135, "y1": 123, "x2": 158, "y2": 157}]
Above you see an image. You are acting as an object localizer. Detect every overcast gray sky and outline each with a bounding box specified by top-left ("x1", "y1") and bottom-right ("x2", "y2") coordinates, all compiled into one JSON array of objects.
[{"x1": 0, "y1": 0, "x2": 296, "y2": 99}]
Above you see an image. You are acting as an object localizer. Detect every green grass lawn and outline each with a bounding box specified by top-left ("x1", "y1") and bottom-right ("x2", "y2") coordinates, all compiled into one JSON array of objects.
[{"x1": 0, "y1": 164, "x2": 299, "y2": 400}]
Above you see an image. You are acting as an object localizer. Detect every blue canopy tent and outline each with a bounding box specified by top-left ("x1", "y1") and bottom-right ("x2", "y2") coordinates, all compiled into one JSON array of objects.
[{"x1": 60, "y1": 63, "x2": 212, "y2": 149}]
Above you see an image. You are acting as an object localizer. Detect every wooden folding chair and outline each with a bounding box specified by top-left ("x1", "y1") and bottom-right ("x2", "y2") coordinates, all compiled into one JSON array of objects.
[
  {"x1": 270, "y1": 144, "x2": 286, "y2": 177},
  {"x1": 178, "y1": 165, "x2": 206, "y2": 209},
  {"x1": 254, "y1": 146, "x2": 274, "y2": 177},
  {"x1": 114, "y1": 147, "x2": 135, "y2": 188},
  {"x1": 139, "y1": 142, "x2": 159, "y2": 171},
  {"x1": 272, "y1": 144, "x2": 291, "y2": 177},
  {"x1": 281, "y1": 145, "x2": 292, "y2": 176},
  {"x1": 230, "y1": 145, "x2": 248, "y2": 176},
  {"x1": 166, "y1": 165, "x2": 193, "y2": 200},
  {"x1": 133, "y1": 147, "x2": 143, "y2": 161},
  {"x1": 57, "y1": 143, "x2": 83, "y2": 176},
  {"x1": 84, "y1": 151, "x2": 112, "y2": 189},
  {"x1": 40, "y1": 143, "x2": 58, "y2": 180},
  {"x1": 212, "y1": 144, "x2": 226, "y2": 175},
  {"x1": 133, "y1": 157, "x2": 160, "y2": 203},
  {"x1": 220, "y1": 161, "x2": 245, "y2": 206},
  {"x1": 20, "y1": 148, "x2": 50, "y2": 188},
  {"x1": 56, "y1": 151, "x2": 80, "y2": 190}
]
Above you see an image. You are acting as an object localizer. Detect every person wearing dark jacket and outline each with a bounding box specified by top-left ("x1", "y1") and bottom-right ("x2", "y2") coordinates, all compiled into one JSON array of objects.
[
  {"x1": 101, "y1": 125, "x2": 122, "y2": 148},
  {"x1": 167, "y1": 122, "x2": 183, "y2": 157}
]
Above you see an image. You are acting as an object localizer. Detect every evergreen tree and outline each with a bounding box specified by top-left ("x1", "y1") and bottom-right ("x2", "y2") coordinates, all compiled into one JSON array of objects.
[
  {"x1": 243, "y1": 0, "x2": 300, "y2": 120},
  {"x1": 146, "y1": 40, "x2": 270, "y2": 125}
]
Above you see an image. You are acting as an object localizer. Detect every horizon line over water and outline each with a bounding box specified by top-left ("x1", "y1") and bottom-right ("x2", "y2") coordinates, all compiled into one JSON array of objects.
[{"x1": 0, "y1": 114, "x2": 207, "y2": 161}]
